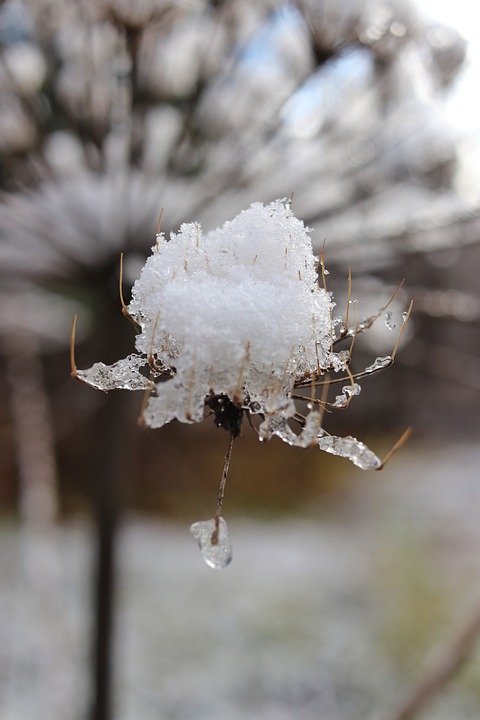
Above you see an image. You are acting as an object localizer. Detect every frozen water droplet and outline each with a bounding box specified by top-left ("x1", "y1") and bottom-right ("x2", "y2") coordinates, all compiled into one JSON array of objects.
[
  {"x1": 344, "y1": 383, "x2": 361, "y2": 397},
  {"x1": 333, "y1": 393, "x2": 348, "y2": 408},
  {"x1": 323, "y1": 268, "x2": 329, "y2": 275},
  {"x1": 384, "y1": 311, "x2": 397, "y2": 331},
  {"x1": 190, "y1": 517, "x2": 233, "y2": 569},
  {"x1": 332, "y1": 384, "x2": 361, "y2": 407},
  {"x1": 364, "y1": 355, "x2": 392, "y2": 373},
  {"x1": 402, "y1": 311, "x2": 408, "y2": 321},
  {"x1": 317, "y1": 433, "x2": 381, "y2": 470}
]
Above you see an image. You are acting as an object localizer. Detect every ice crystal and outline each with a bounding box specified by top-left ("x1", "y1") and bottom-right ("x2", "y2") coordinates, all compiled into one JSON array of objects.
[
  {"x1": 384, "y1": 311, "x2": 397, "y2": 330},
  {"x1": 259, "y1": 410, "x2": 321, "y2": 449},
  {"x1": 190, "y1": 517, "x2": 233, "y2": 569},
  {"x1": 364, "y1": 356, "x2": 392, "y2": 374},
  {"x1": 317, "y1": 433, "x2": 382, "y2": 470},
  {"x1": 332, "y1": 383, "x2": 362, "y2": 408},
  {"x1": 75, "y1": 355, "x2": 153, "y2": 392}
]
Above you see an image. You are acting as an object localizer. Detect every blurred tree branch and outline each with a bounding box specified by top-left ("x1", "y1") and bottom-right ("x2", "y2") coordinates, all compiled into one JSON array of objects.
[{"x1": 389, "y1": 598, "x2": 480, "y2": 720}]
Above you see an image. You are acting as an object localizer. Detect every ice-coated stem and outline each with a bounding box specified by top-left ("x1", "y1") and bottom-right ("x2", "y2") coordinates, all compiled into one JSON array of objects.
[{"x1": 212, "y1": 432, "x2": 234, "y2": 545}]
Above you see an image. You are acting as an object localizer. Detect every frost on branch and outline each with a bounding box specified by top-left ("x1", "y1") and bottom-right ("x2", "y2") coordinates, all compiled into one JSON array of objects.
[{"x1": 73, "y1": 200, "x2": 407, "y2": 470}]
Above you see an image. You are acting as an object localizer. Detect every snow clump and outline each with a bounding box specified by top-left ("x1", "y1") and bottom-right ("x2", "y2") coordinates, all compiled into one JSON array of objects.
[{"x1": 74, "y1": 200, "x2": 384, "y2": 470}]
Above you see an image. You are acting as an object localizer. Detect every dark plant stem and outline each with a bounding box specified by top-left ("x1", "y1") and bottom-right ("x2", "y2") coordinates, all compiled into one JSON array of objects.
[
  {"x1": 89, "y1": 389, "x2": 126, "y2": 720},
  {"x1": 211, "y1": 432, "x2": 234, "y2": 545}
]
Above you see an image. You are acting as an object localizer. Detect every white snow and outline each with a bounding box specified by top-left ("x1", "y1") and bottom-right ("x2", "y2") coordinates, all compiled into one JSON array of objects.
[
  {"x1": 129, "y1": 199, "x2": 335, "y2": 428},
  {"x1": 75, "y1": 199, "x2": 399, "y2": 470}
]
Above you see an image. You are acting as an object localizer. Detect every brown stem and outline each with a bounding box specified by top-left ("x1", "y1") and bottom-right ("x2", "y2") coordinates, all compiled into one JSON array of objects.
[
  {"x1": 211, "y1": 433, "x2": 234, "y2": 545},
  {"x1": 388, "y1": 600, "x2": 480, "y2": 720},
  {"x1": 378, "y1": 427, "x2": 413, "y2": 470}
]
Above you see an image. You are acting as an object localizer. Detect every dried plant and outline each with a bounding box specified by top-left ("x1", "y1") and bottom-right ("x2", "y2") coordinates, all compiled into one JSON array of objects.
[{"x1": 72, "y1": 200, "x2": 411, "y2": 567}]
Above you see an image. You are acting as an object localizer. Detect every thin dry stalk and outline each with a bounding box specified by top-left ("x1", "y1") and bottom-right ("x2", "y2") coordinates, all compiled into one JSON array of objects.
[
  {"x1": 212, "y1": 433, "x2": 234, "y2": 545},
  {"x1": 70, "y1": 315, "x2": 78, "y2": 377},
  {"x1": 378, "y1": 426, "x2": 412, "y2": 469},
  {"x1": 388, "y1": 600, "x2": 480, "y2": 720},
  {"x1": 119, "y1": 253, "x2": 140, "y2": 328}
]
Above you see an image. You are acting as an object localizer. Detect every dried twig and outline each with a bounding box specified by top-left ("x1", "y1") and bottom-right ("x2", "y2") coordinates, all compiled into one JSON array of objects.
[
  {"x1": 388, "y1": 600, "x2": 480, "y2": 720},
  {"x1": 119, "y1": 253, "x2": 141, "y2": 329},
  {"x1": 211, "y1": 433, "x2": 234, "y2": 545},
  {"x1": 377, "y1": 426, "x2": 413, "y2": 470}
]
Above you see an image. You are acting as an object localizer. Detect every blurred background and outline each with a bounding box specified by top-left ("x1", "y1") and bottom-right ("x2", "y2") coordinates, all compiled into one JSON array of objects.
[{"x1": 1, "y1": 1, "x2": 480, "y2": 719}]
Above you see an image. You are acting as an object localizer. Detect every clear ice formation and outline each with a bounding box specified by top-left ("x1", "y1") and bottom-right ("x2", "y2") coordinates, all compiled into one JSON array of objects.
[
  {"x1": 364, "y1": 356, "x2": 392, "y2": 374},
  {"x1": 75, "y1": 200, "x2": 394, "y2": 470},
  {"x1": 333, "y1": 382, "x2": 361, "y2": 408},
  {"x1": 384, "y1": 311, "x2": 397, "y2": 330},
  {"x1": 190, "y1": 517, "x2": 233, "y2": 569},
  {"x1": 75, "y1": 355, "x2": 153, "y2": 391},
  {"x1": 317, "y1": 433, "x2": 382, "y2": 470},
  {"x1": 259, "y1": 409, "x2": 321, "y2": 448}
]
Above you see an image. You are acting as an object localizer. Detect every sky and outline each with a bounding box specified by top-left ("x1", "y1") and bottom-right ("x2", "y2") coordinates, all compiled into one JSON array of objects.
[{"x1": 418, "y1": 0, "x2": 480, "y2": 133}]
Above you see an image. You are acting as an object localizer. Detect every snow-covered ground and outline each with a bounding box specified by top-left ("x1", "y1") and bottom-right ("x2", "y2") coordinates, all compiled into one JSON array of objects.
[{"x1": 2, "y1": 440, "x2": 480, "y2": 720}]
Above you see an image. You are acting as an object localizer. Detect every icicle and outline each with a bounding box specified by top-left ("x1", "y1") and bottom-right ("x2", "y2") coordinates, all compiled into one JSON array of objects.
[
  {"x1": 259, "y1": 410, "x2": 320, "y2": 448},
  {"x1": 344, "y1": 383, "x2": 361, "y2": 397},
  {"x1": 317, "y1": 432, "x2": 381, "y2": 470},
  {"x1": 75, "y1": 355, "x2": 152, "y2": 391},
  {"x1": 332, "y1": 383, "x2": 362, "y2": 407},
  {"x1": 190, "y1": 517, "x2": 233, "y2": 569},
  {"x1": 364, "y1": 356, "x2": 392, "y2": 374},
  {"x1": 384, "y1": 311, "x2": 397, "y2": 330}
]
